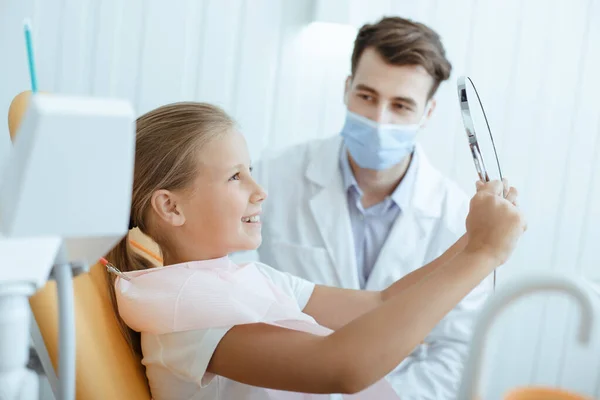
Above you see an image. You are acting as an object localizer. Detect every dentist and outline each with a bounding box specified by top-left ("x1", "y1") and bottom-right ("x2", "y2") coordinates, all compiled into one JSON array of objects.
[{"x1": 247, "y1": 17, "x2": 493, "y2": 399}]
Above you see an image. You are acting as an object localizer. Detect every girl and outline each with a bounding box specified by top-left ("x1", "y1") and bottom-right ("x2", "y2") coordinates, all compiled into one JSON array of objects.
[{"x1": 106, "y1": 102, "x2": 525, "y2": 399}]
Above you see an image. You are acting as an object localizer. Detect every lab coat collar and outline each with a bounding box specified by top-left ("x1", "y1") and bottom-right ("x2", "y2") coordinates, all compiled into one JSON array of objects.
[
  {"x1": 410, "y1": 146, "x2": 445, "y2": 218},
  {"x1": 306, "y1": 136, "x2": 445, "y2": 219},
  {"x1": 305, "y1": 136, "x2": 359, "y2": 288},
  {"x1": 305, "y1": 136, "x2": 343, "y2": 187},
  {"x1": 338, "y1": 144, "x2": 418, "y2": 213}
]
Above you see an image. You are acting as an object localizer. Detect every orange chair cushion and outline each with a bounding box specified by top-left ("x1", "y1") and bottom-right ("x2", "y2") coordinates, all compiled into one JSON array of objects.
[
  {"x1": 29, "y1": 261, "x2": 151, "y2": 399},
  {"x1": 504, "y1": 387, "x2": 592, "y2": 400}
]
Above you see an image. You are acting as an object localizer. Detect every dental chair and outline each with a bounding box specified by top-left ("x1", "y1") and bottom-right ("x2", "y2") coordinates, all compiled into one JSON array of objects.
[
  {"x1": 28, "y1": 228, "x2": 161, "y2": 399},
  {"x1": 29, "y1": 256, "x2": 152, "y2": 400}
]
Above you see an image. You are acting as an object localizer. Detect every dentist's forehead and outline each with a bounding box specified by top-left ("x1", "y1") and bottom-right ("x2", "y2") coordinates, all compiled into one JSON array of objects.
[{"x1": 352, "y1": 48, "x2": 433, "y2": 106}]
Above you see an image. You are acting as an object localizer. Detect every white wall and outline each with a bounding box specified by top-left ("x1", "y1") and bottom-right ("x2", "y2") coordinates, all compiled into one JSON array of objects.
[{"x1": 1, "y1": 0, "x2": 599, "y2": 399}]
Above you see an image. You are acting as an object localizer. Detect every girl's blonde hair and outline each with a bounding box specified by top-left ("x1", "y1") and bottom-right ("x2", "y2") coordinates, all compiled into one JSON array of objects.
[{"x1": 105, "y1": 102, "x2": 235, "y2": 359}]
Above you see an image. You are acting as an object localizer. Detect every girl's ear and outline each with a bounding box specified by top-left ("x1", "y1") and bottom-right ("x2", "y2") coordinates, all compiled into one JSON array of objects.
[{"x1": 150, "y1": 189, "x2": 186, "y2": 227}]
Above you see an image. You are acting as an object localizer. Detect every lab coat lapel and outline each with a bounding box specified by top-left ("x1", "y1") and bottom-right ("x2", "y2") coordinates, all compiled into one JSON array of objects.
[
  {"x1": 306, "y1": 137, "x2": 360, "y2": 289},
  {"x1": 366, "y1": 147, "x2": 444, "y2": 290}
]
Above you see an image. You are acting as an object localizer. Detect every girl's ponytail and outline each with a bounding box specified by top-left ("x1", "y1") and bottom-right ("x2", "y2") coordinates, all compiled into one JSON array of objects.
[{"x1": 105, "y1": 233, "x2": 154, "y2": 359}]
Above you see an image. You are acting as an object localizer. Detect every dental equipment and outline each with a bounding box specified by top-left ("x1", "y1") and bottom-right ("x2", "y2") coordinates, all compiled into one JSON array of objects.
[
  {"x1": 456, "y1": 274, "x2": 597, "y2": 400},
  {"x1": 0, "y1": 92, "x2": 135, "y2": 400}
]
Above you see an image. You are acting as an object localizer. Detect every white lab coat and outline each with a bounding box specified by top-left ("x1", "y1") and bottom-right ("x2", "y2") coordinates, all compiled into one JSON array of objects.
[{"x1": 237, "y1": 135, "x2": 492, "y2": 400}]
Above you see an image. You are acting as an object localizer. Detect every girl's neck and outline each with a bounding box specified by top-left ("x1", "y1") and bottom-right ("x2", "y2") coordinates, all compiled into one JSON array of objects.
[
  {"x1": 161, "y1": 247, "x2": 228, "y2": 267},
  {"x1": 157, "y1": 228, "x2": 229, "y2": 266}
]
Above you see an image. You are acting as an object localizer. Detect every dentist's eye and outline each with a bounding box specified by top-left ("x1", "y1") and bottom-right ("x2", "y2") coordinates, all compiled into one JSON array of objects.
[
  {"x1": 394, "y1": 103, "x2": 411, "y2": 110},
  {"x1": 229, "y1": 173, "x2": 241, "y2": 181}
]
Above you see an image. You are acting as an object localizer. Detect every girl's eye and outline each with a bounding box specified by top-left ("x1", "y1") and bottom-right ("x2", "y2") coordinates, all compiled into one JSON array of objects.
[{"x1": 229, "y1": 173, "x2": 241, "y2": 181}]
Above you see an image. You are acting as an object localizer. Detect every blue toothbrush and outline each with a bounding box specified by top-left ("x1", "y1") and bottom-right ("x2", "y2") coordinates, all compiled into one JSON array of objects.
[{"x1": 23, "y1": 19, "x2": 38, "y2": 93}]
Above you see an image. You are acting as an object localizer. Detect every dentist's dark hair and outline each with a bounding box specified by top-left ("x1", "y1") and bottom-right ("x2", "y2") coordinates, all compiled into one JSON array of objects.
[
  {"x1": 351, "y1": 16, "x2": 452, "y2": 99},
  {"x1": 105, "y1": 102, "x2": 235, "y2": 360}
]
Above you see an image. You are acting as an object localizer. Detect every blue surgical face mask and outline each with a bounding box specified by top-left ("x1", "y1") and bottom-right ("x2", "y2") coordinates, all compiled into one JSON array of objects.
[{"x1": 340, "y1": 105, "x2": 429, "y2": 170}]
